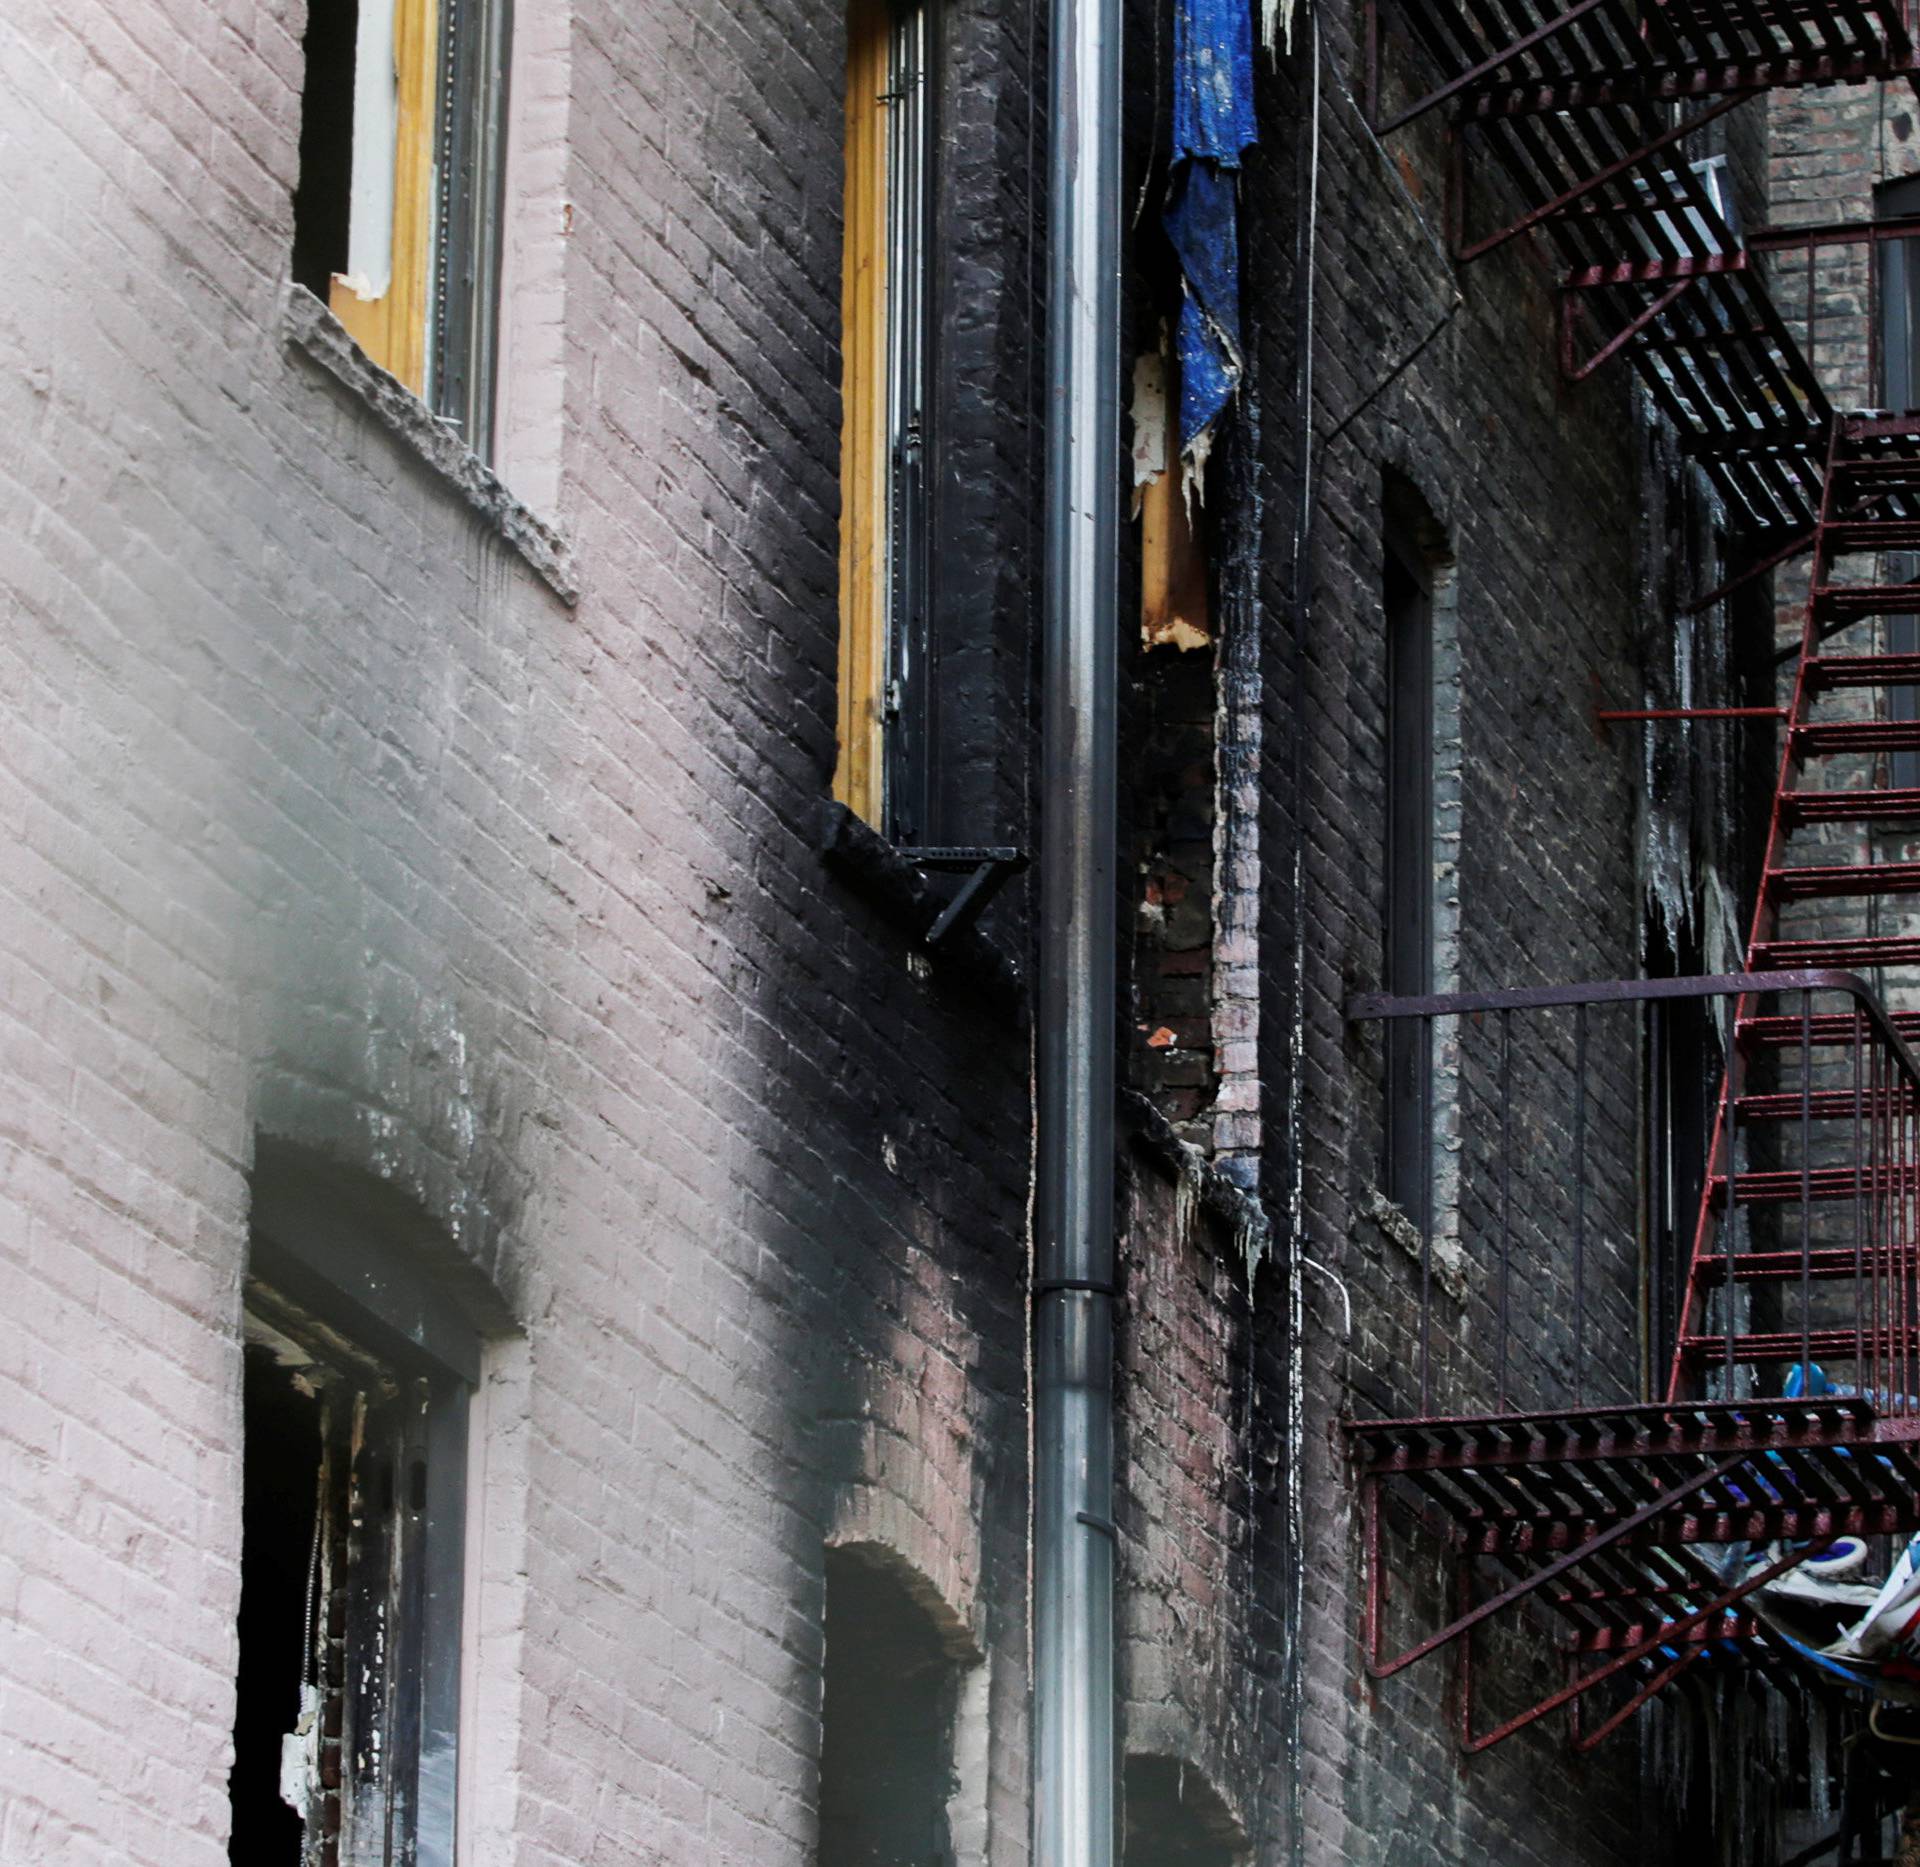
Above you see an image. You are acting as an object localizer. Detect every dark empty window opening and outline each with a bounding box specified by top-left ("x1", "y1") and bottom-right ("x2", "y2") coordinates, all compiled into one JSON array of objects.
[
  {"x1": 231, "y1": 1345, "x2": 324, "y2": 1862},
  {"x1": 816, "y1": 1546, "x2": 961, "y2": 1865},
  {"x1": 291, "y1": 0, "x2": 358, "y2": 304},
  {"x1": 1122, "y1": 1754, "x2": 1247, "y2": 1867},
  {"x1": 288, "y1": 0, "x2": 512, "y2": 453},
  {"x1": 1382, "y1": 512, "x2": 1437, "y2": 1218},
  {"x1": 230, "y1": 1269, "x2": 471, "y2": 1866}
]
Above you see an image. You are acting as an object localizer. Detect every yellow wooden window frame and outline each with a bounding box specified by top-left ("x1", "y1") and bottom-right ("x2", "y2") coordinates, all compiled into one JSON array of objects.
[
  {"x1": 836, "y1": 0, "x2": 893, "y2": 827},
  {"x1": 330, "y1": 0, "x2": 440, "y2": 394}
]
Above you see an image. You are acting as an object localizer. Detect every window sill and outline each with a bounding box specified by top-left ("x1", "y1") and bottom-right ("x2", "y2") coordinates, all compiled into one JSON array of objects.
[
  {"x1": 1355, "y1": 1185, "x2": 1470, "y2": 1303},
  {"x1": 281, "y1": 285, "x2": 578, "y2": 605},
  {"x1": 816, "y1": 800, "x2": 1026, "y2": 1019}
]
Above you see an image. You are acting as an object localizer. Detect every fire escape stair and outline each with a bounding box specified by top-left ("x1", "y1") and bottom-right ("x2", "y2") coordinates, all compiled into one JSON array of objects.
[
  {"x1": 1377, "y1": 1, "x2": 1920, "y2": 540},
  {"x1": 1349, "y1": 417, "x2": 1920, "y2": 1751},
  {"x1": 1776, "y1": 792, "x2": 1920, "y2": 831},
  {"x1": 1675, "y1": 421, "x2": 1920, "y2": 1407}
]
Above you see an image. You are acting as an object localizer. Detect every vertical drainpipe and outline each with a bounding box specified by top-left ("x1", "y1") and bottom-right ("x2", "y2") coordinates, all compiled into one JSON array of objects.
[{"x1": 1033, "y1": 0, "x2": 1120, "y2": 1848}]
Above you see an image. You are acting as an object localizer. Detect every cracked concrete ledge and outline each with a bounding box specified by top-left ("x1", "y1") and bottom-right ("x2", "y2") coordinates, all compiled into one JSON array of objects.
[
  {"x1": 281, "y1": 285, "x2": 578, "y2": 605},
  {"x1": 1121, "y1": 1088, "x2": 1273, "y2": 1277}
]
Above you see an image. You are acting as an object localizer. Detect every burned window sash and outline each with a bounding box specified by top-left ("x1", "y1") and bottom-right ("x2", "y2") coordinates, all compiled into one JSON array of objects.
[
  {"x1": 236, "y1": 1270, "x2": 469, "y2": 1867},
  {"x1": 836, "y1": 0, "x2": 939, "y2": 844}
]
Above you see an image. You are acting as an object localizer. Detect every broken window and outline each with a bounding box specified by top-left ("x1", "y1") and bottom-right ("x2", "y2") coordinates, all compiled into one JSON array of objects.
[
  {"x1": 230, "y1": 1254, "x2": 472, "y2": 1866},
  {"x1": 291, "y1": 0, "x2": 512, "y2": 457},
  {"x1": 816, "y1": 1546, "x2": 961, "y2": 1864},
  {"x1": 836, "y1": 0, "x2": 936, "y2": 842}
]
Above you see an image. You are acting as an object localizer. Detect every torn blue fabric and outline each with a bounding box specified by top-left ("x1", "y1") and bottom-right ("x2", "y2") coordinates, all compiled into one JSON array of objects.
[
  {"x1": 1173, "y1": 0, "x2": 1257, "y2": 164},
  {"x1": 1167, "y1": 0, "x2": 1257, "y2": 467},
  {"x1": 1164, "y1": 161, "x2": 1243, "y2": 456}
]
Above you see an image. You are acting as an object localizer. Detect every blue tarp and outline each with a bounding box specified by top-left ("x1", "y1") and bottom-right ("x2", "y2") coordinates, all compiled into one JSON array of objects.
[
  {"x1": 1172, "y1": 0, "x2": 1256, "y2": 161},
  {"x1": 1167, "y1": 0, "x2": 1258, "y2": 469}
]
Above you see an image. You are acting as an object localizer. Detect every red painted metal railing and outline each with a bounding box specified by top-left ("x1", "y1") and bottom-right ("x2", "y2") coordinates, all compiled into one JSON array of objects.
[
  {"x1": 1348, "y1": 969, "x2": 1920, "y2": 1421},
  {"x1": 1344, "y1": 970, "x2": 1920, "y2": 1751},
  {"x1": 1749, "y1": 213, "x2": 1920, "y2": 414},
  {"x1": 1342, "y1": 418, "x2": 1920, "y2": 1752}
]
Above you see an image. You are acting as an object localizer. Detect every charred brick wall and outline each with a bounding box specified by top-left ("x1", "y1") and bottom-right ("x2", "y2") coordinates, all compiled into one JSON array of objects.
[
  {"x1": 1113, "y1": 1102, "x2": 1290, "y2": 1864},
  {"x1": 0, "y1": 0, "x2": 1044, "y2": 1860},
  {"x1": 1232, "y1": 4, "x2": 1704, "y2": 1859}
]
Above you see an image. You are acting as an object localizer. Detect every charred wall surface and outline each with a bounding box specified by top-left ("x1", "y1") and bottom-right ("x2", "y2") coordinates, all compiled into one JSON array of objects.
[
  {"x1": 1231, "y1": 4, "x2": 1722, "y2": 1860},
  {"x1": 0, "y1": 0, "x2": 1044, "y2": 1857}
]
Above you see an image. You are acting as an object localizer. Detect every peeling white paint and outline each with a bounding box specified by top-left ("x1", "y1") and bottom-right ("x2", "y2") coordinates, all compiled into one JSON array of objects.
[{"x1": 1130, "y1": 347, "x2": 1169, "y2": 518}]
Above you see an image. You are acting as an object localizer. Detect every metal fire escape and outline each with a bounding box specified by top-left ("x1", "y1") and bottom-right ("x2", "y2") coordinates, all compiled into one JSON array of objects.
[
  {"x1": 1371, "y1": 0, "x2": 1918, "y2": 541},
  {"x1": 1346, "y1": 2, "x2": 1920, "y2": 1759}
]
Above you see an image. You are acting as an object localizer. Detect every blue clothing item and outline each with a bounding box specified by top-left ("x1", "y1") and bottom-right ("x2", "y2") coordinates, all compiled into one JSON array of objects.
[
  {"x1": 1164, "y1": 161, "x2": 1244, "y2": 454},
  {"x1": 1165, "y1": 0, "x2": 1257, "y2": 465},
  {"x1": 1173, "y1": 0, "x2": 1257, "y2": 164}
]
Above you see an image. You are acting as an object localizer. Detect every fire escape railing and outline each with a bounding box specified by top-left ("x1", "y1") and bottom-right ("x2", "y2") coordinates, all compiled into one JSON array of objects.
[
  {"x1": 1348, "y1": 968, "x2": 1920, "y2": 1419},
  {"x1": 1365, "y1": 0, "x2": 1920, "y2": 544},
  {"x1": 1751, "y1": 212, "x2": 1920, "y2": 408},
  {"x1": 1342, "y1": 969, "x2": 1920, "y2": 1750}
]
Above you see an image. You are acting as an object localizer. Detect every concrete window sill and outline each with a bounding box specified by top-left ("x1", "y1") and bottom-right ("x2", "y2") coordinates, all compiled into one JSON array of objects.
[
  {"x1": 1356, "y1": 1184, "x2": 1471, "y2": 1303},
  {"x1": 281, "y1": 285, "x2": 577, "y2": 605},
  {"x1": 1120, "y1": 1088, "x2": 1272, "y2": 1270}
]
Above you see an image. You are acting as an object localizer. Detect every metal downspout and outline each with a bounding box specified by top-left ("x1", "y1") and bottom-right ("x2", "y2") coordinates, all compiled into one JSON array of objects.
[{"x1": 1033, "y1": 0, "x2": 1121, "y2": 1850}]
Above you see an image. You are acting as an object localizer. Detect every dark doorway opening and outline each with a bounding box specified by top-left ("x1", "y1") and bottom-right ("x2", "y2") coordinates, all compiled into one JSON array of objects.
[
  {"x1": 229, "y1": 1346, "x2": 323, "y2": 1863},
  {"x1": 817, "y1": 1546, "x2": 961, "y2": 1865},
  {"x1": 1122, "y1": 1754, "x2": 1246, "y2": 1867}
]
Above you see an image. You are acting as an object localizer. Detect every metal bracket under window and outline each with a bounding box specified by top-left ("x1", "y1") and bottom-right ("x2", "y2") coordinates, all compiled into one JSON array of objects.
[{"x1": 911, "y1": 846, "x2": 1029, "y2": 947}]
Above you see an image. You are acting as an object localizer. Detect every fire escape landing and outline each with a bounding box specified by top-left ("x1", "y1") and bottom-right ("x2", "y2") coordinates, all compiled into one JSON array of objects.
[
  {"x1": 1348, "y1": 4, "x2": 1920, "y2": 1759},
  {"x1": 1373, "y1": 0, "x2": 1919, "y2": 539}
]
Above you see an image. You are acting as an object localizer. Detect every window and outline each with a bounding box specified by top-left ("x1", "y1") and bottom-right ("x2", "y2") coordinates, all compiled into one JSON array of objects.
[
  {"x1": 230, "y1": 1214, "x2": 477, "y2": 1866},
  {"x1": 837, "y1": 0, "x2": 935, "y2": 842},
  {"x1": 292, "y1": 0, "x2": 512, "y2": 458},
  {"x1": 816, "y1": 1546, "x2": 961, "y2": 1863},
  {"x1": 1382, "y1": 520, "x2": 1436, "y2": 1217},
  {"x1": 1877, "y1": 176, "x2": 1920, "y2": 793}
]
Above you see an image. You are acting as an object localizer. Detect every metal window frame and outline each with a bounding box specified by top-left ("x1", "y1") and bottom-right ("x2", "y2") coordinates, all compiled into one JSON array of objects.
[
  {"x1": 880, "y1": 0, "x2": 938, "y2": 845},
  {"x1": 1878, "y1": 176, "x2": 1920, "y2": 796},
  {"x1": 431, "y1": 0, "x2": 514, "y2": 459},
  {"x1": 1382, "y1": 527, "x2": 1437, "y2": 1219}
]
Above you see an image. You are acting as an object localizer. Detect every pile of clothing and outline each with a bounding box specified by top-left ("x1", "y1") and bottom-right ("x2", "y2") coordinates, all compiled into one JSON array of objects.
[{"x1": 1740, "y1": 1366, "x2": 1920, "y2": 1697}]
